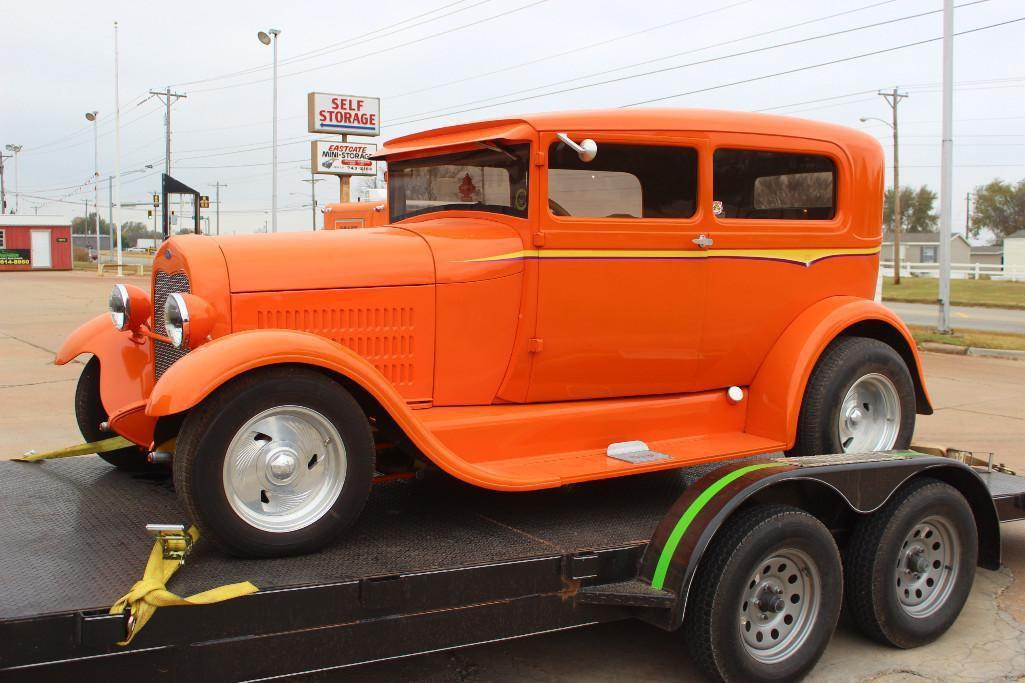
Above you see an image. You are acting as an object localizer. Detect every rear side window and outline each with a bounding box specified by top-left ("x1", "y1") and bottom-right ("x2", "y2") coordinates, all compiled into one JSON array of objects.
[
  {"x1": 548, "y1": 142, "x2": 697, "y2": 219},
  {"x1": 713, "y1": 149, "x2": 836, "y2": 220}
]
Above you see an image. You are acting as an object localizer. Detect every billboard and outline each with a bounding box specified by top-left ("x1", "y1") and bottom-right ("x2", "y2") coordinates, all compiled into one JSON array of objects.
[
  {"x1": 308, "y1": 93, "x2": 380, "y2": 136},
  {"x1": 312, "y1": 140, "x2": 378, "y2": 176}
]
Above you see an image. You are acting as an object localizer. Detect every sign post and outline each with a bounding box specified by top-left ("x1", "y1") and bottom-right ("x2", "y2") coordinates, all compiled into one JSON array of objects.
[{"x1": 308, "y1": 93, "x2": 380, "y2": 203}]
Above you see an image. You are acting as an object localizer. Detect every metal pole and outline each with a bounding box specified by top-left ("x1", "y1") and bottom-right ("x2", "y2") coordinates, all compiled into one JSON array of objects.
[
  {"x1": 210, "y1": 182, "x2": 226, "y2": 235},
  {"x1": 879, "y1": 88, "x2": 908, "y2": 284},
  {"x1": 114, "y1": 20, "x2": 123, "y2": 277},
  {"x1": 0, "y1": 153, "x2": 6, "y2": 214},
  {"x1": 93, "y1": 116, "x2": 100, "y2": 261},
  {"x1": 965, "y1": 192, "x2": 971, "y2": 236},
  {"x1": 108, "y1": 176, "x2": 113, "y2": 257},
  {"x1": 165, "y1": 87, "x2": 172, "y2": 177},
  {"x1": 11, "y1": 149, "x2": 19, "y2": 214},
  {"x1": 271, "y1": 32, "x2": 279, "y2": 232},
  {"x1": 938, "y1": 0, "x2": 954, "y2": 333}
]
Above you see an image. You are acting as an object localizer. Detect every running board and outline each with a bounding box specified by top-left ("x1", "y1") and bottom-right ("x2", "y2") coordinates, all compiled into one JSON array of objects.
[{"x1": 577, "y1": 579, "x2": 675, "y2": 608}]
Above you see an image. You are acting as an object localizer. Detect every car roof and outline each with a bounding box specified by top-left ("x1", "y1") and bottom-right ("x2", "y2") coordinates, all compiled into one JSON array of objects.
[{"x1": 375, "y1": 108, "x2": 879, "y2": 159}]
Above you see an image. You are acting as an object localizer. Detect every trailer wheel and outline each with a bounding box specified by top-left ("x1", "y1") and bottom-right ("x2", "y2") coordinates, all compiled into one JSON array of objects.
[
  {"x1": 74, "y1": 356, "x2": 154, "y2": 471},
  {"x1": 173, "y1": 366, "x2": 374, "y2": 557},
  {"x1": 845, "y1": 477, "x2": 977, "y2": 648},
  {"x1": 791, "y1": 336, "x2": 915, "y2": 457},
  {"x1": 684, "y1": 505, "x2": 842, "y2": 682}
]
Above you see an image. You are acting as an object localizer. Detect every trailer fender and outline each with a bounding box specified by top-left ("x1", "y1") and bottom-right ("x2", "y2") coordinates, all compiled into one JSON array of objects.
[
  {"x1": 638, "y1": 453, "x2": 999, "y2": 629},
  {"x1": 54, "y1": 313, "x2": 154, "y2": 419},
  {"x1": 145, "y1": 329, "x2": 509, "y2": 489},
  {"x1": 747, "y1": 296, "x2": 933, "y2": 449}
]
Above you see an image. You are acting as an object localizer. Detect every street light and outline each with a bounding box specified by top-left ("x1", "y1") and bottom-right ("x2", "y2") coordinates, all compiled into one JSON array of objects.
[
  {"x1": 85, "y1": 112, "x2": 100, "y2": 261},
  {"x1": 4, "y1": 144, "x2": 22, "y2": 214},
  {"x1": 258, "y1": 28, "x2": 281, "y2": 233}
]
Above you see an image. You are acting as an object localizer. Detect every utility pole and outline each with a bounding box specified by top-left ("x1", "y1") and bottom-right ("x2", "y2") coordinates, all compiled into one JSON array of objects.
[
  {"x1": 147, "y1": 87, "x2": 187, "y2": 178},
  {"x1": 937, "y1": 0, "x2": 954, "y2": 333},
  {"x1": 878, "y1": 87, "x2": 908, "y2": 285},
  {"x1": 300, "y1": 169, "x2": 323, "y2": 230},
  {"x1": 114, "y1": 20, "x2": 123, "y2": 276},
  {"x1": 965, "y1": 192, "x2": 972, "y2": 237},
  {"x1": 4, "y1": 145, "x2": 22, "y2": 213},
  {"x1": 209, "y1": 181, "x2": 227, "y2": 235},
  {"x1": 0, "y1": 152, "x2": 8, "y2": 214}
]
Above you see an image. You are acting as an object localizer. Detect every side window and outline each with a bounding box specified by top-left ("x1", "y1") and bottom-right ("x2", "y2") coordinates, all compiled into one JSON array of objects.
[
  {"x1": 920, "y1": 245, "x2": 937, "y2": 263},
  {"x1": 713, "y1": 149, "x2": 836, "y2": 220},
  {"x1": 548, "y1": 142, "x2": 697, "y2": 219}
]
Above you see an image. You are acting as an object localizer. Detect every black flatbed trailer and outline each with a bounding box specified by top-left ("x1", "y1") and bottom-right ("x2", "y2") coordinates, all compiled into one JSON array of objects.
[{"x1": 2, "y1": 451, "x2": 1025, "y2": 681}]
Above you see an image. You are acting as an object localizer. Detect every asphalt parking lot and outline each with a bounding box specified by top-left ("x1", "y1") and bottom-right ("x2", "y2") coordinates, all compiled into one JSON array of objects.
[{"x1": 3, "y1": 270, "x2": 1025, "y2": 681}]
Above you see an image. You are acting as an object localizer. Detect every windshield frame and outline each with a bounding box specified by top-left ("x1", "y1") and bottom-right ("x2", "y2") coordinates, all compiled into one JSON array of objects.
[{"x1": 387, "y1": 142, "x2": 531, "y2": 223}]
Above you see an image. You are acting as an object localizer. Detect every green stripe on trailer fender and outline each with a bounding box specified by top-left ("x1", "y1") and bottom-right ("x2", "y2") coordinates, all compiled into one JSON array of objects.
[{"x1": 650, "y1": 462, "x2": 788, "y2": 590}]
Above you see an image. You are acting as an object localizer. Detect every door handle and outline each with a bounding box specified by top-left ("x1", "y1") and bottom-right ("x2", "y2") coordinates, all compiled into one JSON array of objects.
[{"x1": 692, "y1": 234, "x2": 714, "y2": 249}]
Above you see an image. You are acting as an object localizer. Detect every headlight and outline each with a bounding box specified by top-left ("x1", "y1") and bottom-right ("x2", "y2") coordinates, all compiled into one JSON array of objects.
[
  {"x1": 109, "y1": 284, "x2": 151, "y2": 332},
  {"x1": 163, "y1": 292, "x2": 214, "y2": 349},
  {"x1": 109, "y1": 284, "x2": 130, "y2": 331},
  {"x1": 164, "y1": 293, "x2": 189, "y2": 348}
]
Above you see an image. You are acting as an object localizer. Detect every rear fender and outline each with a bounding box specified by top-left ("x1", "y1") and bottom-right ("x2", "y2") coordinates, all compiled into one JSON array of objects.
[
  {"x1": 638, "y1": 454, "x2": 1000, "y2": 630},
  {"x1": 55, "y1": 313, "x2": 154, "y2": 419},
  {"x1": 746, "y1": 296, "x2": 932, "y2": 449},
  {"x1": 145, "y1": 329, "x2": 497, "y2": 488}
]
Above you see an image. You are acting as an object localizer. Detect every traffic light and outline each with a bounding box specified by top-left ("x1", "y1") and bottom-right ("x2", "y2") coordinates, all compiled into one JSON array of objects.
[
  {"x1": 152, "y1": 194, "x2": 160, "y2": 207},
  {"x1": 147, "y1": 210, "x2": 153, "y2": 218},
  {"x1": 199, "y1": 195, "x2": 210, "y2": 209}
]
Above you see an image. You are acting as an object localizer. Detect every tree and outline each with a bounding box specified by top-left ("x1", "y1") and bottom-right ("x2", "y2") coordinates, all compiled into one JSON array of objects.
[
  {"x1": 884, "y1": 185, "x2": 938, "y2": 233},
  {"x1": 71, "y1": 212, "x2": 110, "y2": 236},
  {"x1": 970, "y1": 178, "x2": 1025, "y2": 242},
  {"x1": 119, "y1": 221, "x2": 150, "y2": 248}
]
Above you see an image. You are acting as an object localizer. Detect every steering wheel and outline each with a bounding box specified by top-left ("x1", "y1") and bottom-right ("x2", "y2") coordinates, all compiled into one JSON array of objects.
[{"x1": 548, "y1": 198, "x2": 571, "y2": 217}]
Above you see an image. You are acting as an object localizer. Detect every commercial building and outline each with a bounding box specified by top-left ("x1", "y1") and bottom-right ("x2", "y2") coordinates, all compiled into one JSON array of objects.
[{"x1": 0, "y1": 216, "x2": 72, "y2": 271}]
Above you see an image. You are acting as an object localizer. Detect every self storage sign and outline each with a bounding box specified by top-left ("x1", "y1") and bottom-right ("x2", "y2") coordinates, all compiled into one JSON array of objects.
[
  {"x1": 312, "y1": 140, "x2": 378, "y2": 176},
  {"x1": 308, "y1": 93, "x2": 380, "y2": 136}
]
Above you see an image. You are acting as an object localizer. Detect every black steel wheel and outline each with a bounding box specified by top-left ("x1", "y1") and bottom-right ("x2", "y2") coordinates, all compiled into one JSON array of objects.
[
  {"x1": 74, "y1": 356, "x2": 154, "y2": 471},
  {"x1": 790, "y1": 336, "x2": 916, "y2": 457},
  {"x1": 845, "y1": 477, "x2": 977, "y2": 648},
  {"x1": 173, "y1": 366, "x2": 374, "y2": 558},
  {"x1": 684, "y1": 505, "x2": 843, "y2": 682}
]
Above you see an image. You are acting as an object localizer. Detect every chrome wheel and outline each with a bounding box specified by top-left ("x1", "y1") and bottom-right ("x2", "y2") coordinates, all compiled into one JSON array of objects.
[
  {"x1": 222, "y1": 405, "x2": 347, "y2": 533},
  {"x1": 838, "y1": 373, "x2": 901, "y2": 452},
  {"x1": 740, "y1": 548, "x2": 822, "y2": 665},
  {"x1": 895, "y1": 515, "x2": 960, "y2": 618}
]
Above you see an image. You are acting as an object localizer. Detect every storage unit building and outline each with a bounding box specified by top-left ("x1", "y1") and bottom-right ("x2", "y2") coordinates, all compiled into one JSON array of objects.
[{"x1": 0, "y1": 216, "x2": 72, "y2": 271}]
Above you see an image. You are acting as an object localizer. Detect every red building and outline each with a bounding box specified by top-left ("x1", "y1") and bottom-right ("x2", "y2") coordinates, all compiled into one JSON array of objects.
[{"x1": 0, "y1": 216, "x2": 72, "y2": 271}]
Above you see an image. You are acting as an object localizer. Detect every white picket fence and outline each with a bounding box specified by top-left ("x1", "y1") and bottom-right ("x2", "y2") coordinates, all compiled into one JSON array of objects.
[{"x1": 880, "y1": 261, "x2": 1022, "y2": 282}]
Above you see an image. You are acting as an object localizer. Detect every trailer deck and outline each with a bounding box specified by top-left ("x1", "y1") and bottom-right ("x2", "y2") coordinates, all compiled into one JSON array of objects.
[{"x1": 3, "y1": 453, "x2": 1025, "y2": 680}]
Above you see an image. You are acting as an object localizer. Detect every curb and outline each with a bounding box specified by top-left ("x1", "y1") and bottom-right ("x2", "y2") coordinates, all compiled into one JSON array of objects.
[{"x1": 918, "y1": 342, "x2": 1025, "y2": 360}]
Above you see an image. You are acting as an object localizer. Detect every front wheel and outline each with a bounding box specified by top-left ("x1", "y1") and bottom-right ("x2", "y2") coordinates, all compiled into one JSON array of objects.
[
  {"x1": 684, "y1": 505, "x2": 843, "y2": 682},
  {"x1": 173, "y1": 367, "x2": 374, "y2": 557},
  {"x1": 74, "y1": 356, "x2": 154, "y2": 471},
  {"x1": 790, "y1": 336, "x2": 916, "y2": 457}
]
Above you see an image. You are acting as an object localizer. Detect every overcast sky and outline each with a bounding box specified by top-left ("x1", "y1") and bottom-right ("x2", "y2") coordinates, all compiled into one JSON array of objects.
[{"x1": 1, "y1": 0, "x2": 1022, "y2": 239}]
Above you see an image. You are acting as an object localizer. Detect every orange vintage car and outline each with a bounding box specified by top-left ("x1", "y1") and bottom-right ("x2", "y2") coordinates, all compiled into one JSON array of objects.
[{"x1": 57, "y1": 109, "x2": 931, "y2": 557}]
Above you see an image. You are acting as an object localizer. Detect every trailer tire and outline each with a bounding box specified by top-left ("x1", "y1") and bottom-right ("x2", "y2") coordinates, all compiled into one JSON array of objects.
[
  {"x1": 74, "y1": 356, "x2": 154, "y2": 471},
  {"x1": 174, "y1": 366, "x2": 374, "y2": 558},
  {"x1": 844, "y1": 477, "x2": 977, "y2": 648},
  {"x1": 684, "y1": 505, "x2": 842, "y2": 682},
  {"x1": 790, "y1": 336, "x2": 915, "y2": 457}
]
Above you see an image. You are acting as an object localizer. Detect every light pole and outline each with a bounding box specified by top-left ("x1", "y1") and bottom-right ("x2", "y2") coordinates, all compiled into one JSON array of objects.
[
  {"x1": 300, "y1": 167, "x2": 324, "y2": 230},
  {"x1": 209, "y1": 181, "x2": 227, "y2": 235},
  {"x1": 85, "y1": 112, "x2": 100, "y2": 263},
  {"x1": 258, "y1": 28, "x2": 281, "y2": 232},
  {"x1": 4, "y1": 144, "x2": 22, "y2": 214},
  {"x1": 861, "y1": 111, "x2": 903, "y2": 285}
]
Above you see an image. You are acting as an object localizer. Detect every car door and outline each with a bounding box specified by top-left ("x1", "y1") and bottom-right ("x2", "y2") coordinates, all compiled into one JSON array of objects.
[{"x1": 526, "y1": 131, "x2": 711, "y2": 402}]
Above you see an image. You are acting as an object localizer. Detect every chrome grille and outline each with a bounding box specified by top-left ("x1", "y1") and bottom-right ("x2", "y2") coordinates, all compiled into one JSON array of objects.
[{"x1": 153, "y1": 270, "x2": 191, "y2": 379}]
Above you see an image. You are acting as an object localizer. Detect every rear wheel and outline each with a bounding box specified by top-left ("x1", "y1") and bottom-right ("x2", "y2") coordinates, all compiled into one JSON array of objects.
[
  {"x1": 844, "y1": 477, "x2": 977, "y2": 648},
  {"x1": 684, "y1": 505, "x2": 843, "y2": 682},
  {"x1": 173, "y1": 366, "x2": 374, "y2": 557},
  {"x1": 74, "y1": 356, "x2": 153, "y2": 471},
  {"x1": 791, "y1": 336, "x2": 916, "y2": 457}
]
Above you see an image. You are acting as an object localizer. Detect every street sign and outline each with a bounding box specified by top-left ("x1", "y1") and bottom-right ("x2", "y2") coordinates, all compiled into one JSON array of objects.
[
  {"x1": 307, "y1": 93, "x2": 380, "y2": 136},
  {"x1": 200, "y1": 195, "x2": 210, "y2": 209},
  {"x1": 311, "y1": 140, "x2": 378, "y2": 176}
]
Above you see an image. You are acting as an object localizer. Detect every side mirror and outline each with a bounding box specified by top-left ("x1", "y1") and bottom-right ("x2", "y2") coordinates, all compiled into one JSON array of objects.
[{"x1": 556, "y1": 133, "x2": 598, "y2": 162}]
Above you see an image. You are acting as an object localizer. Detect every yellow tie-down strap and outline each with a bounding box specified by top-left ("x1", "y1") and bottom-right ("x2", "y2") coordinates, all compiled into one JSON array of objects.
[{"x1": 110, "y1": 526, "x2": 258, "y2": 645}]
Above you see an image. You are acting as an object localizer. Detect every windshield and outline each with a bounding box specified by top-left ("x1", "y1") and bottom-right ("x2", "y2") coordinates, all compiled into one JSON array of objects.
[{"x1": 388, "y1": 143, "x2": 530, "y2": 222}]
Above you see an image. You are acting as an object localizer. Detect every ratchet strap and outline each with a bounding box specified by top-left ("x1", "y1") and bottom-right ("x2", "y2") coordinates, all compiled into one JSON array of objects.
[
  {"x1": 15, "y1": 436, "x2": 136, "y2": 462},
  {"x1": 110, "y1": 526, "x2": 258, "y2": 645}
]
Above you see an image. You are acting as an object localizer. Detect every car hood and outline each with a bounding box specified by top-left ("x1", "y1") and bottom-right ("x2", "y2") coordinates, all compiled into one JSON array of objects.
[{"x1": 216, "y1": 227, "x2": 436, "y2": 293}]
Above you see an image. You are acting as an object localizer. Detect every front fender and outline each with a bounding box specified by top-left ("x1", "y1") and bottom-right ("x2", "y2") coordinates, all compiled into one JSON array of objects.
[
  {"x1": 145, "y1": 329, "x2": 506, "y2": 490},
  {"x1": 746, "y1": 296, "x2": 932, "y2": 449},
  {"x1": 55, "y1": 313, "x2": 154, "y2": 418}
]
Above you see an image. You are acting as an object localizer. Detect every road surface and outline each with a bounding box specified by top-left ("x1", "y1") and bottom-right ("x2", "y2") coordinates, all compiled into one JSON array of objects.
[{"x1": 885, "y1": 301, "x2": 1025, "y2": 334}]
